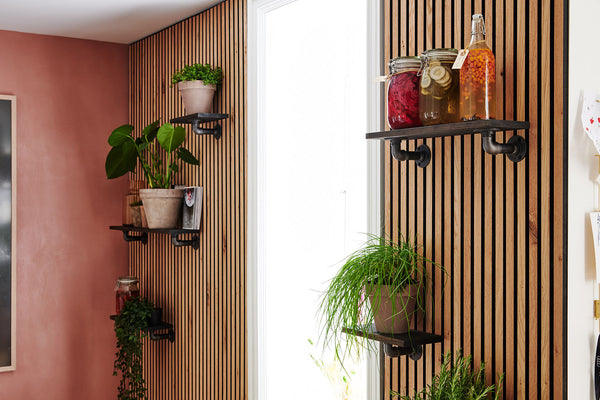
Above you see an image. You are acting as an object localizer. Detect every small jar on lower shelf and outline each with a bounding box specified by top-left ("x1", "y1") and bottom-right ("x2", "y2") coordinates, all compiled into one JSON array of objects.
[{"x1": 115, "y1": 276, "x2": 140, "y2": 314}]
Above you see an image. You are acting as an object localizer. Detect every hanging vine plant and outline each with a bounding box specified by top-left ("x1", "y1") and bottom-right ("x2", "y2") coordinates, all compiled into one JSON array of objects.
[{"x1": 113, "y1": 297, "x2": 154, "y2": 400}]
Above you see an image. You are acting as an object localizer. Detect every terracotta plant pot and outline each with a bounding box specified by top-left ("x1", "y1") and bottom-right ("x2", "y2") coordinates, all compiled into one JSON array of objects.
[
  {"x1": 139, "y1": 188, "x2": 185, "y2": 229},
  {"x1": 177, "y1": 80, "x2": 216, "y2": 114},
  {"x1": 367, "y1": 284, "x2": 419, "y2": 334}
]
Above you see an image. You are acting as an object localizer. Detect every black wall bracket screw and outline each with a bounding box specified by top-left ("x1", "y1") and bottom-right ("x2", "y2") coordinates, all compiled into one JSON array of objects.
[
  {"x1": 384, "y1": 343, "x2": 423, "y2": 360},
  {"x1": 390, "y1": 141, "x2": 431, "y2": 168},
  {"x1": 481, "y1": 131, "x2": 527, "y2": 162},
  {"x1": 171, "y1": 233, "x2": 199, "y2": 249},
  {"x1": 192, "y1": 121, "x2": 221, "y2": 139},
  {"x1": 123, "y1": 230, "x2": 148, "y2": 244}
]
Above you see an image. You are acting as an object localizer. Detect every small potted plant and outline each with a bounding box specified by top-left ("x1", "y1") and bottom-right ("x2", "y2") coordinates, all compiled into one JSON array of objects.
[
  {"x1": 394, "y1": 351, "x2": 504, "y2": 400},
  {"x1": 113, "y1": 296, "x2": 155, "y2": 400},
  {"x1": 319, "y1": 234, "x2": 445, "y2": 361},
  {"x1": 105, "y1": 120, "x2": 200, "y2": 228},
  {"x1": 171, "y1": 63, "x2": 224, "y2": 114}
]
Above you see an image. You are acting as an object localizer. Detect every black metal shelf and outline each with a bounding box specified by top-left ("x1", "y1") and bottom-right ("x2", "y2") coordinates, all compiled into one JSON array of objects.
[
  {"x1": 110, "y1": 315, "x2": 175, "y2": 342},
  {"x1": 109, "y1": 226, "x2": 199, "y2": 250},
  {"x1": 343, "y1": 325, "x2": 442, "y2": 360},
  {"x1": 170, "y1": 112, "x2": 229, "y2": 139},
  {"x1": 367, "y1": 119, "x2": 529, "y2": 168}
]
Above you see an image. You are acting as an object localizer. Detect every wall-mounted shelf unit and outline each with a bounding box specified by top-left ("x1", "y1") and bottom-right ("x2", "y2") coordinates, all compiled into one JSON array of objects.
[
  {"x1": 109, "y1": 226, "x2": 200, "y2": 250},
  {"x1": 367, "y1": 119, "x2": 529, "y2": 168},
  {"x1": 110, "y1": 315, "x2": 175, "y2": 342},
  {"x1": 342, "y1": 325, "x2": 442, "y2": 360},
  {"x1": 170, "y1": 112, "x2": 229, "y2": 139}
]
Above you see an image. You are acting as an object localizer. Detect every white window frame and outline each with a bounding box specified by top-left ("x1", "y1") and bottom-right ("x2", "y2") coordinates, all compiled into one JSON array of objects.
[{"x1": 247, "y1": 0, "x2": 383, "y2": 398}]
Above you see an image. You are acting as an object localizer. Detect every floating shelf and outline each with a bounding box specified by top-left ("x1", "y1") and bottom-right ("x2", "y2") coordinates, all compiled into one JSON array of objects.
[
  {"x1": 109, "y1": 226, "x2": 200, "y2": 250},
  {"x1": 342, "y1": 325, "x2": 442, "y2": 360},
  {"x1": 367, "y1": 119, "x2": 529, "y2": 168},
  {"x1": 170, "y1": 112, "x2": 229, "y2": 139},
  {"x1": 110, "y1": 315, "x2": 175, "y2": 342}
]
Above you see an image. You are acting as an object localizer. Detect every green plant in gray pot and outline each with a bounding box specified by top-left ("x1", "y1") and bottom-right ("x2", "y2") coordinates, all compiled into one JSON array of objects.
[
  {"x1": 105, "y1": 120, "x2": 199, "y2": 228},
  {"x1": 171, "y1": 63, "x2": 224, "y2": 114},
  {"x1": 319, "y1": 234, "x2": 445, "y2": 363}
]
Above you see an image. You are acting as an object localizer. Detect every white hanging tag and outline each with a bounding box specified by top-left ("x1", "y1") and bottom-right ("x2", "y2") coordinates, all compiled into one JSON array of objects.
[{"x1": 452, "y1": 49, "x2": 469, "y2": 70}]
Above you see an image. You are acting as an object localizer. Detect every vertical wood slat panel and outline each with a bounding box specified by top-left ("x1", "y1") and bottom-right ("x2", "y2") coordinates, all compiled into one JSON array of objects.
[
  {"x1": 384, "y1": 0, "x2": 565, "y2": 398},
  {"x1": 128, "y1": 1, "x2": 246, "y2": 399}
]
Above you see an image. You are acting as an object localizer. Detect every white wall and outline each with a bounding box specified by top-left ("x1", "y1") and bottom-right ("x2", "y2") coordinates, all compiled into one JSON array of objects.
[{"x1": 568, "y1": 1, "x2": 600, "y2": 398}]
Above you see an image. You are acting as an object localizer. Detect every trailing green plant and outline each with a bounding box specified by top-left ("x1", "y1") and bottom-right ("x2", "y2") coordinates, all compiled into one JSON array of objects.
[
  {"x1": 170, "y1": 63, "x2": 224, "y2": 87},
  {"x1": 105, "y1": 120, "x2": 199, "y2": 188},
  {"x1": 393, "y1": 351, "x2": 504, "y2": 400},
  {"x1": 318, "y1": 234, "x2": 445, "y2": 364},
  {"x1": 113, "y1": 297, "x2": 155, "y2": 400}
]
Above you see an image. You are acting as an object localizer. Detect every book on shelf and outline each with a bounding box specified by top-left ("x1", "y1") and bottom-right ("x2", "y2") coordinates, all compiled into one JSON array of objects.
[{"x1": 182, "y1": 186, "x2": 203, "y2": 230}]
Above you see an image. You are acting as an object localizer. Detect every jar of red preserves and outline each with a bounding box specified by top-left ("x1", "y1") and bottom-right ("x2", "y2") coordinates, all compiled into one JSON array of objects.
[
  {"x1": 387, "y1": 56, "x2": 422, "y2": 129},
  {"x1": 115, "y1": 276, "x2": 140, "y2": 314}
]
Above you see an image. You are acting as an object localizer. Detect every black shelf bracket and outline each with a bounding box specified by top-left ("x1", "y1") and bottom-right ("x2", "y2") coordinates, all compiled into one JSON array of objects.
[
  {"x1": 481, "y1": 131, "x2": 527, "y2": 162},
  {"x1": 192, "y1": 121, "x2": 221, "y2": 139},
  {"x1": 367, "y1": 120, "x2": 530, "y2": 168},
  {"x1": 390, "y1": 142, "x2": 431, "y2": 168},
  {"x1": 170, "y1": 113, "x2": 229, "y2": 141},
  {"x1": 148, "y1": 323, "x2": 175, "y2": 342},
  {"x1": 384, "y1": 343, "x2": 423, "y2": 360},
  {"x1": 122, "y1": 230, "x2": 148, "y2": 245},
  {"x1": 110, "y1": 315, "x2": 175, "y2": 343},
  {"x1": 170, "y1": 233, "x2": 199, "y2": 249}
]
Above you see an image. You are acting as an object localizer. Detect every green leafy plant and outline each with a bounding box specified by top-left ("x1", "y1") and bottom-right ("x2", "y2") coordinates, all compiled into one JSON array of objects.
[
  {"x1": 393, "y1": 351, "x2": 504, "y2": 400},
  {"x1": 319, "y1": 234, "x2": 445, "y2": 363},
  {"x1": 171, "y1": 63, "x2": 224, "y2": 87},
  {"x1": 105, "y1": 121, "x2": 199, "y2": 188},
  {"x1": 113, "y1": 297, "x2": 155, "y2": 400}
]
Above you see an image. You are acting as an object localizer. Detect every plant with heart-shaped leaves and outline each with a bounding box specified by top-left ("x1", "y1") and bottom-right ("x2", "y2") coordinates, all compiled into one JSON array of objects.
[{"x1": 105, "y1": 121, "x2": 199, "y2": 188}]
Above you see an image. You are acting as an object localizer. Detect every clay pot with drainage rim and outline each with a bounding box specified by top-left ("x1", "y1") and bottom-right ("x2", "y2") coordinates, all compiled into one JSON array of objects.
[
  {"x1": 139, "y1": 188, "x2": 185, "y2": 229},
  {"x1": 177, "y1": 80, "x2": 217, "y2": 114},
  {"x1": 367, "y1": 284, "x2": 419, "y2": 334}
]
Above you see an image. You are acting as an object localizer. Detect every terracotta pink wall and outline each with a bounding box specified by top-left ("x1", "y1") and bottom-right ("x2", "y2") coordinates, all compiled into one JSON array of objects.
[{"x1": 0, "y1": 30, "x2": 129, "y2": 398}]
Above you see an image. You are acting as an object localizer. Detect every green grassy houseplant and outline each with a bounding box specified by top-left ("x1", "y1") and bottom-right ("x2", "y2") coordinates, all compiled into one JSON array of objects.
[
  {"x1": 105, "y1": 120, "x2": 199, "y2": 228},
  {"x1": 171, "y1": 63, "x2": 223, "y2": 114},
  {"x1": 394, "y1": 351, "x2": 504, "y2": 400},
  {"x1": 319, "y1": 234, "x2": 445, "y2": 363},
  {"x1": 113, "y1": 297, "x2": 155, "y2": 400}
]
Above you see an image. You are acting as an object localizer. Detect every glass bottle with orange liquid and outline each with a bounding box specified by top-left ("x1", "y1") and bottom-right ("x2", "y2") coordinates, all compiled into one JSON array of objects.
[{"x1": 459, "y1": 14, "x2": 496, "y2": 120}]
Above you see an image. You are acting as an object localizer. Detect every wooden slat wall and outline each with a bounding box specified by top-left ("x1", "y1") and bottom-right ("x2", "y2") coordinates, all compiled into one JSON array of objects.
[
  {"x1": 128, "y1": 1, "x2": 246, "y2": 399},
  {"x1": 383, "y1": 1, "x2": 565, "y2": 399}
]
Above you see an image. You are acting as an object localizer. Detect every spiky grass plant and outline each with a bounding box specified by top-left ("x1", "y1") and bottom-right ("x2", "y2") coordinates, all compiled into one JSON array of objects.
[
  {"x1": 318, "y1": 234, "x2": 445, "y2": 364},
  {"x1": 394, "y1": 351, "x2": 504, "y2": 400}
]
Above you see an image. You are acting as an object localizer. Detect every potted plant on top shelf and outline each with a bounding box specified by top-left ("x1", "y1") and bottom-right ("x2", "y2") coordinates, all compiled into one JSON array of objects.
[
  {"x1": 318, "y1": 234, "x2": 445, "y2": 364},
  {"x1": 171, "y1": 63, "x2": 224, "y2": 114},
  {"x1": 105, "y1": 120, "x2": 200, "y2": 229}
]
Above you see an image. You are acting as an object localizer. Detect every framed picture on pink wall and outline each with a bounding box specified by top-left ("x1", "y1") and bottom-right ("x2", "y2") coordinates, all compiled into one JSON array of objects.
[{"x1": 0, "y1": 95, "x2": 16, "y2": 371}]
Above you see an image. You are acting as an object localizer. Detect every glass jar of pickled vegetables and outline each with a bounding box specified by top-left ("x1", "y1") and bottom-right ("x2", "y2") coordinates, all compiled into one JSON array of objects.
[
  {"x1": 459, "y1": 14, "x2": 496, "y2": 120},
  {"x1": 115, "y1": 276, "x2": 140, "y2": 314},
  {"x1": 387, "y1": 56, "x2": 422, "y2": 129},
  {"x1": 419, "y1": 49, "x2": 459, "y2": 125}
]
